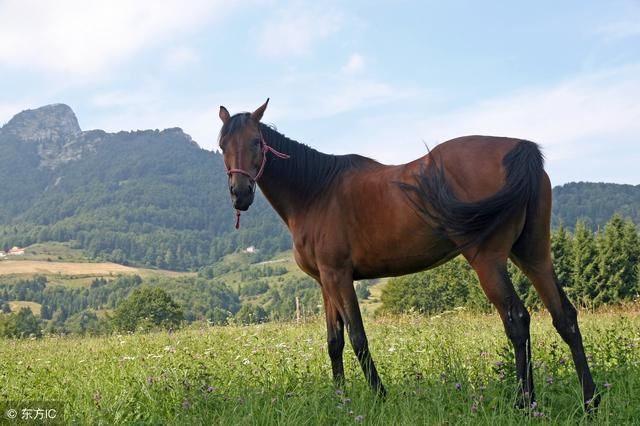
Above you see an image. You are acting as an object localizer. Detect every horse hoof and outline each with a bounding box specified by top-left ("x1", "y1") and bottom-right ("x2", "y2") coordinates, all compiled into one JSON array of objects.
[
  {"x1": 585, "y1": 393, "x2": 601, "y2": 416},
  {"x1": 514, "y1": 391, "x2": 536, "y2": 410},
  {"x1": 375, "y1": 384, "x2": 387, "y2": 402}
]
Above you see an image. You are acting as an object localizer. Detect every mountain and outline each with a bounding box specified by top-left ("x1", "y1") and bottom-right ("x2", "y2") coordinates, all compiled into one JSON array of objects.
[
  {"x1": 1, "y1": 105, "x2": 637, "y2": 271},
  {"x1": 551, "y1": 182, "x2": 640, "y2": 230},
  {"x1": 0, "y1": 104, "x2": 290, "y2": 270}
]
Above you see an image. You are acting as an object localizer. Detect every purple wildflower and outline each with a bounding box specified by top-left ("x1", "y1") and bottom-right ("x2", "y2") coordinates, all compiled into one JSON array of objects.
[
  {"x1": 455, "y1": 383, "x2": 462, "y2": 391},
  {"x1": 603, "y1": 382, "x2": 611, "y2": 389},
  {"x1": 546, "y1": 376, "x2": 554, "y2": 385},
  {"x1": 355, "y1": 415, "x2": 364, "y2": 422}
]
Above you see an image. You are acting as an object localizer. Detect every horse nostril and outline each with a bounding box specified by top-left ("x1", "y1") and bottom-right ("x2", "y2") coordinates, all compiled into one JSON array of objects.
[
  {"x1": 248, "y1": 185, "x2": 254, "y2": 195},
  {"x1": 230, "y1": 186, "x2": 236, "y2": 196}
]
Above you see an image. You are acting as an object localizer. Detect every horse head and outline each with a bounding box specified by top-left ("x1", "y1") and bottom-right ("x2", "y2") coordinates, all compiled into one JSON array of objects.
[{"x1": 218, "y1": 99, "x2": 270, "y2": 211}]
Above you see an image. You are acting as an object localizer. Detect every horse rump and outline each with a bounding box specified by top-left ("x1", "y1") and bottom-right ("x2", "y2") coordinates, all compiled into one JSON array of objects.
[{"x1": 398, "y1": 139, "x2": 544, "y2": 250}]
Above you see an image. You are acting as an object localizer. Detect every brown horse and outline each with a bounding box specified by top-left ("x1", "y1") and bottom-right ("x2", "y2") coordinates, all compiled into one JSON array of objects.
[{"x1": 217, "y1": 99, "x2": 599, "y2": 411}]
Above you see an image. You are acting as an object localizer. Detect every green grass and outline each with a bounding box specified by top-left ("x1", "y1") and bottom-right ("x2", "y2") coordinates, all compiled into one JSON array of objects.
[
  {"x1": 7, "y1": 301, "x2": 42, "y2": 315},
  {"x1": 1, "y1": 309, "x2": 638, "y2": 425},
  {"x1": 212, "y1": 251, "x2": 307, "y2": 292},
  {"x1": 0, "y1": 242, "x2": 195, "y2": 288},
  {"x1": 16, "y1": 242, "x2": 90, "y2": 262}
]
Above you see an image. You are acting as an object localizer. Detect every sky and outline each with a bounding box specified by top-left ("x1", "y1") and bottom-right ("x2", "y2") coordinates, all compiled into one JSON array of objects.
[{"x1": 1, "y1": 0, "x2": 639, "y2": 185}]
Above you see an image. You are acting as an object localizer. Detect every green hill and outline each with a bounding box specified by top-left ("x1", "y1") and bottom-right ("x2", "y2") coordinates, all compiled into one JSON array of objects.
[
  {"x1": 551, "y1": 182, "x2": 640, "y2": 230},
  {"x1": 0, "y1": 104, "x2": 289, "y2": 271}
]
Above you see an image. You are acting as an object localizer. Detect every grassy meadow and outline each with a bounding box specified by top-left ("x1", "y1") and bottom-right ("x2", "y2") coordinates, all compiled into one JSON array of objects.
[
  {"x1": 1, "y1": 308, "x2": 638, "y2": 425},
  {"x1": 0, "y1": 242, "x2": 194, "y2": 289}
]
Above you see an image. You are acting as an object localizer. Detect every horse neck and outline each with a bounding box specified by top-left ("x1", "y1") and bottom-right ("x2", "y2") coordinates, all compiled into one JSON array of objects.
[{"x1": 256, "y1": 125, "x2": 337, "y2": 226}]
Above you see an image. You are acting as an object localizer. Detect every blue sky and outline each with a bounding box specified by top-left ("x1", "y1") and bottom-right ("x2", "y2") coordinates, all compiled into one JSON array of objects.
[{"x1": 1, "y1": 0, "x2": 639, "y2": 185}]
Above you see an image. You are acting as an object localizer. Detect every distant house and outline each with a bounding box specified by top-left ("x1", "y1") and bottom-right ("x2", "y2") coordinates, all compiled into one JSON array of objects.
[
  {"x1": 0, "y1": 251, "x2": 6, "y2": 258},
  {"x1": 8, "y1": 246, "x2": 25, "y2": 256},
  {"x1": 244, "y1": 246, "x2": 258, "y2": 254}
]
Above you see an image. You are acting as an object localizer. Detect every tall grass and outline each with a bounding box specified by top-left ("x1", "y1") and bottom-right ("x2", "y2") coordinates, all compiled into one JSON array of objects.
[{"x1": 1, "y1": 309, "x2": 638, "y2": 425}]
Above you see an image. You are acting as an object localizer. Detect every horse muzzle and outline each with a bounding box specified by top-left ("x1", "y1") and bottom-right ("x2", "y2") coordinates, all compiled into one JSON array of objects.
[{"x1": 231, "y1": 187, "x2": 255, "y2": 211}]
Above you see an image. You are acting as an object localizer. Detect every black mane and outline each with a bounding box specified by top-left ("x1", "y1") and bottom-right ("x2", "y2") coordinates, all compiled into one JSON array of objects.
[{"x1": 219, "y1": 113, "x2": 378, "y2": 201}]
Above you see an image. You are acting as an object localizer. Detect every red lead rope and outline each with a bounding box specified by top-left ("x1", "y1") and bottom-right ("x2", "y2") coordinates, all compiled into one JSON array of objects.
[{"x1": 226, "y1": 134, "x2": 290, "y2": 229}]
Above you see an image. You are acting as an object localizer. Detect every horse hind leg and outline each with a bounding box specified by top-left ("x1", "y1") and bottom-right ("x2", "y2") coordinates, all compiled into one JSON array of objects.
[
  {"x1": 465, "y1": 253, "x2": 535, "y2": 408},
  {"x1": 511, "y1": 250, "x2": 599, "y2": 411},
  {"x1": 510, "y1": 174, "x2": 598, "y2": 411}
]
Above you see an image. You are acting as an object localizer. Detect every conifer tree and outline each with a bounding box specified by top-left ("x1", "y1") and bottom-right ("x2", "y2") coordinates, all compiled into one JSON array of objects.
[
  {"x1": 570, "y1": 220, "x2": 599, "y2": 306},
  {"x1": 551, "y1": 223, "x2": 573, "y2": 289},
  {"x1": 595, "y1": 214, "x2": 639, "y2": 304}
]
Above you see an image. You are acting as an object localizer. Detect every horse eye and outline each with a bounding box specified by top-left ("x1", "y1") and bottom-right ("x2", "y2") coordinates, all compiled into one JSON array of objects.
[{"x1": 252, "y1": 139, "x2": 261, "y2": 147}]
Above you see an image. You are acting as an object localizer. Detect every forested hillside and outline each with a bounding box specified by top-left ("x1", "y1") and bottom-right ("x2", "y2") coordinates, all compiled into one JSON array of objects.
[
  {"x1": 0, "y1": 105, "x2": 290, "y2": 270},
  {"x1": 551, "y1": 182, "x2": 640, "y2": 229}
]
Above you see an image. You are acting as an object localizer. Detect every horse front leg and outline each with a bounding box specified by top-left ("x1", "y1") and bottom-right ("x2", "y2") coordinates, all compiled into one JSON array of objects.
[
  {"x1": 319, "y1": 265, "x2": 386, "y2": 397},
  {"x1": 321, "y1": 289, "x2": 345, "y2": 386}
]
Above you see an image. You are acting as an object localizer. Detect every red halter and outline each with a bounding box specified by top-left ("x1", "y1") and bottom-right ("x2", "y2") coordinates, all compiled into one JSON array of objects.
[{"x1": 225, "y1": 133, "x2": 290, "y2": 229}]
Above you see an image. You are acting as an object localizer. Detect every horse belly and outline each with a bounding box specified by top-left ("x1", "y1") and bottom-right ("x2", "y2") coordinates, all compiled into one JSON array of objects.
[{"x1": 351, "y1": 236, "x2": 459, "y2": 280}]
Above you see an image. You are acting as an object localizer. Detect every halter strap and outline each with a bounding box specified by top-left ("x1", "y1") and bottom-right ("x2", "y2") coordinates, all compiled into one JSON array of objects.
[{"x1": 225, "y1": 133, "x2": 290, "y2": 229}]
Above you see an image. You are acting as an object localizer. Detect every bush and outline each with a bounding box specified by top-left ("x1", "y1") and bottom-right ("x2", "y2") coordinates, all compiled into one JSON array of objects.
[
  {"x1": 112, "y1": 287, "x2": 183, "y2": 332},
  {"x1": 0, "y1": 307, "x2": 42, "y2": 338},
  {"x1": 234, "y1": 304, "x2": 268, "y2": 325},
  {"x1": 239, "y1": 280, "x2": 270, "y2": 297},
  {"x1": 380, "y1": 257, "x2": 487, "y2": 315}
]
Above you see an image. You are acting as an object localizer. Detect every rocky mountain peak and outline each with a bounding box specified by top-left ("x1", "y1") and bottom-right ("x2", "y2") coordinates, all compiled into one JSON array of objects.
[{"x1": 2, "y1": 104, "x2": 81, "y2": 142}]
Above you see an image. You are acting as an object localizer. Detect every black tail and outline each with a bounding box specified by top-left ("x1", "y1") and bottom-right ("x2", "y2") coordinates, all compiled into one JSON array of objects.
[{"x1": 399, "y1": 140, "x2": 544, "y2": 250}]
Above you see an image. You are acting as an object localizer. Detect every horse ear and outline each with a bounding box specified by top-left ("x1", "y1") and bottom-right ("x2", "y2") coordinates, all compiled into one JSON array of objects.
[
  {"x1": 219, "y1": 106, "x2": 230, "y2": 124},
  {"x1": 251, "y1": 98, "x2": 269, "y2": 122}
]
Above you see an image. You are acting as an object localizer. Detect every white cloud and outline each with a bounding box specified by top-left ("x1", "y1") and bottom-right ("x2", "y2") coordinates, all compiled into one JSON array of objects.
[
  {"x1": 342, "y1": 54, "x2": 366, "y2": 75},
  {"x1": 164, "y1": 47, "x2": 200, "y2": 72},
  {"x1": 262, "y1": 71, "x2": 423, "y2": 122},
  {"x1": 417, "y1": 66, "x2": 640, "y2": 158},
  {"x1": 598, "y1": 20, "x2": 640, "y2": 39},
  {"x1": 596, "y1": 2, "x2": 640, "y2": 41},
  {"x1": 351, "y1": 64, "x2": 640, "y2": 184},
  {"x1": 0, "y1": 0, "x2": 229, "y2": 77},
  {"x1": 90, "y1": 91, "x2": 156, "y2": 109},
  {"x1": 255, "y1": 4, "x2": 342, "y2": 57}
]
